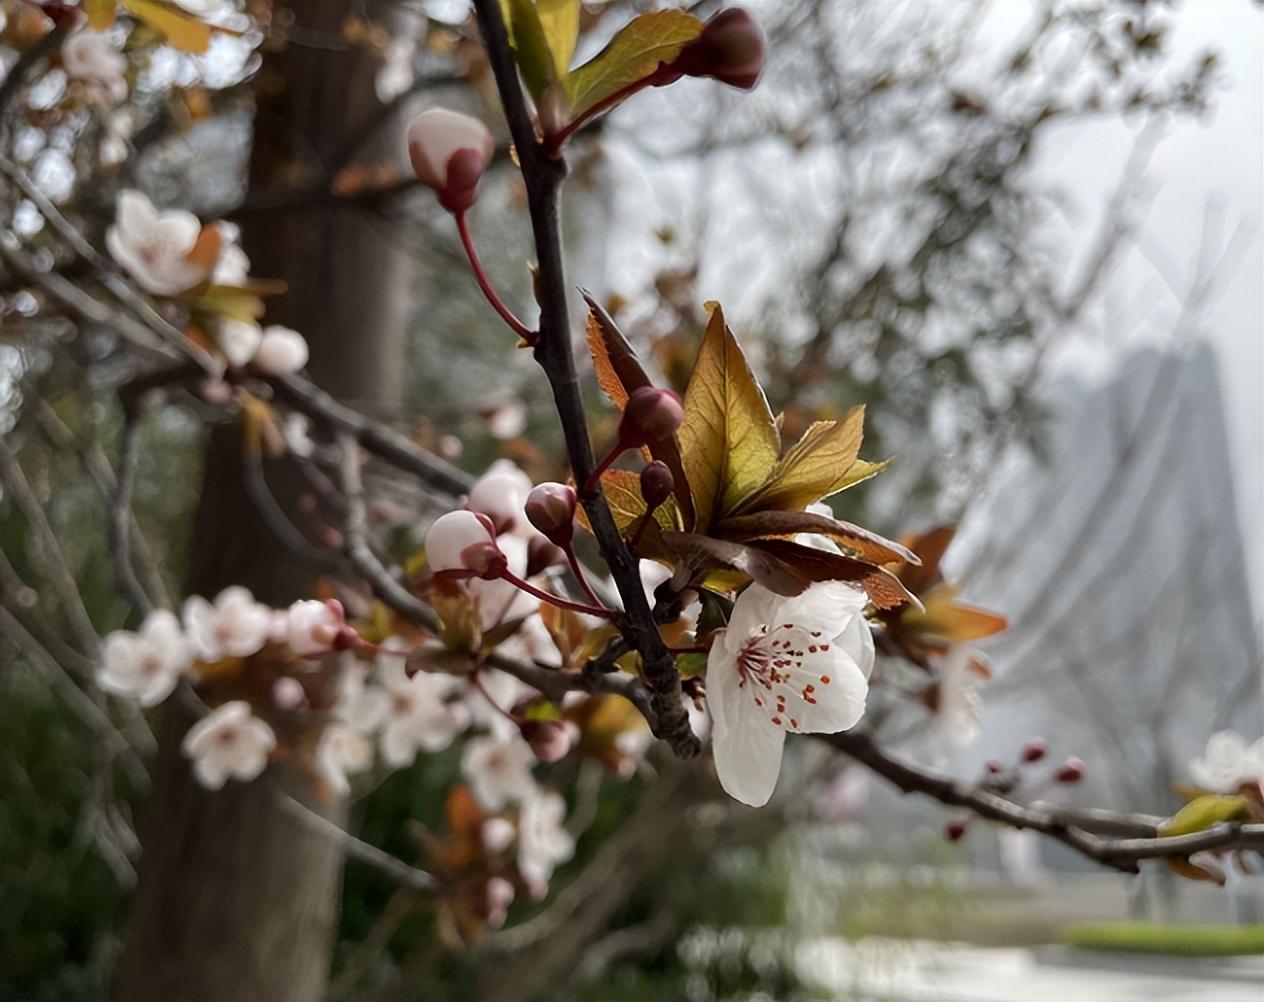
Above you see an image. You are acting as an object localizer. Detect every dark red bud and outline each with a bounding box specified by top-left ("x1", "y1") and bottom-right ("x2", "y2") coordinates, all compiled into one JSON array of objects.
[
  {"x1": 1055, "y1": 756, "x2": 1085, "y2": 784},
  {"x1": 945, "y1": 819, "x2": 968, "y2": 842},
  {"x1": 520, "y1": 718, "x2": 578, "y2": 764},
  {"x1": 526, "y1": 535, "x2": 567, "y2": 577},
  {"x1": 620, "y1": 386, "x2": 684, "y2": 446},
  {"x1": 985, "y1": 759, "x2": 1004, "y2": 775},
  {"x1": 640, "y1": 460, "x2": 675, "y2": 510},
  {"x1": 670, "y1": 8, "x2": 766, "y2": 91},
  {"x1": 525, "y1": 482, "x2": 577, "y2": 547},
  {"x1": 1021, "y1": 738, "x2": 1048, "y2": 764},
  {"x1": 440, "y1": 147, "x2": 488, "y2": 214}
]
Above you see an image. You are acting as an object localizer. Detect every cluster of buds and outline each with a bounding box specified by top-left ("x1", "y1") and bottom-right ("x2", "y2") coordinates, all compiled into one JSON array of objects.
[{"x1": 585, "y1": 386, "x2": 684, "y2": 497}]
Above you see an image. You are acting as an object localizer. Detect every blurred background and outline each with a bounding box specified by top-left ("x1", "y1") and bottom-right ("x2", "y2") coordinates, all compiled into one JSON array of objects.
[{"x1": 0, "y1": 1, "x2": 1261, "y2": 1000}]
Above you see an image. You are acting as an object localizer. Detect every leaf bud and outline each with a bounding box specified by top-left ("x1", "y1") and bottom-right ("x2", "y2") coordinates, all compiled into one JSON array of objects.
[
  {"x1": 407, "y1": 108, "x2": 495, "y2": 214},
  {"x1": 525, "y1": 481, "x2": 578, "y2": 547}
]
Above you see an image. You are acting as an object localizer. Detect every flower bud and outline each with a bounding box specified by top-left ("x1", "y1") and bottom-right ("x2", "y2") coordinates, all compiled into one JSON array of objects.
[
  {"x1": 671, "y1": 8, "x2": 766, "y2": 91},
  {"x1": 424, "y1": 510, "x2": 504, "y2": 578},
  {"x1": 252, "y1": 326, "x2": 309, "y2": 376},
  {"x1": 525, "y1": 482, "x2": 577, "y2": 546},
  {"x1": 407, "y1": 108, "x2": 495, "y2": 214},
  {"x1": 620, "y1": 386, "x2": 684, "y2": 446},
  {"x1": 1055, "y1": 756, "x2": 1085, "y2": 784},
  {"x1": 286, "y1": 598, "x2": 344, "y2": 656},
  {"x1": 485, "y1": 875, "x2": 516, "y2": 929},
  {"x1": 520, "y1": 718, "x2": 579, "y2": 764},
  {"x1": 467, "y1": 470, "x2": 530, "y2": 534},
  {"x1": 481, "y1": 817, "x2": 517, "y2": 854},
  {"x1": 526, "y1": 534, "x2": 567, "y2": 577},
  {"x1": 640, "y1": 460, "x2": 675, "y2": 510},
  {"x1": 945, "y1": 819, "x2": 968, "y2": 842},
  {"x1": 985, "y1": 759, "x2": 1004, "y2": 775},
  {"x1": 1020, "y1": 738, "x2": 1048, "y2": 764},
  {"x1": 272, "y1": 676, "x2": 307, "y2": 710}
]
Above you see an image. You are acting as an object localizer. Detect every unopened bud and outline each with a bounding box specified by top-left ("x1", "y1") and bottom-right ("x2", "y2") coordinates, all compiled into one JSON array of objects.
[
  {"x1": 1021, "y1": 738, "x2": 1048, "y2": 764},
  {"x1": 520, "y1": 718, "x2": 579, "y2": 764},
  {"x1": 1055, "y1": 756, "x2": 1085, "y2": 784},
  {"x1": 485, "y1": 875, "x2": 516, "y2": 929},
  {"x1": 286, "y1": 598, "x2": 345, "y2": 656},
  {"x1": 671, "y1": 8, "x2": 766, "y2": 91},
  {"x1": 640, "y1": 460, "x2": 675, "y2": 510},
  {"x1": 252, "y1": 325, "x2": 309, "y2": 376},
  {"x1": 525, "y1": 482, "x2": 577, "y2": 546},
  {"x1": 407, "y1": 108, "x2": 495, "y2": 214},
  {"x1": 985, "y1": 759, "x2": 1004, "y2": 775},
  {"x1": 424, "y1": 510, "x2": 504, "y2": 578},
  {"x1": 945, "y1": 819, "x2": 968, "y2": 842},
  {"x1": 481, "y1": 817, "x2": 517, "y2": 854},
  {"x1": 620, "y1": 386, "x2": 684, "y2": 446},
  {"x1": 272, "y1": 676, "x2": 306, "y2": 710},
  {"x1": 526, "y1": 534, "x2": 567, "y2": 577}
]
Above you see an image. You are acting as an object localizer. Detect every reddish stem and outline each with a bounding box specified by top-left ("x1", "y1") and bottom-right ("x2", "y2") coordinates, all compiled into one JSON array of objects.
[
  {"x1": 563, "y1": 546, "x2": 605, "y2": 608},
  {"x1": 455, "y1": 210, "x2": 537, "y2": 344},
  {"x1": 470, "y1": 670, "x2": 520, "y2": 723},
  {"x1": 500, "y1": 568, "x2": 615, "y2": 619},
  {"x1": 582, "y1": 438, "x2": 625, "y2": 497}
]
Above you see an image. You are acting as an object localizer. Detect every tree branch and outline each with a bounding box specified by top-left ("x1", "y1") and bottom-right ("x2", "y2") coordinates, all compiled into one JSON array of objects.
[{"x1": 471, "y1": 0, "x2": 698, "y2": 757}]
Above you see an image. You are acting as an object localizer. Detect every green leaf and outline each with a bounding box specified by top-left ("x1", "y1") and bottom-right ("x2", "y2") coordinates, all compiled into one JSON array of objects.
[
  {"x1": 716, "y1": 510, "x2": 918, "y2": 566},
  {"x1": 536, "y1": 0, "x2": 580, "y2": 78},
  {"x1": 737, "y1": 408, "x2": 871, "y2": 513},
  {"x1": 563, "y1": 9, "x2": 703, "y2": 120},
  {"x1": 1160, "y1": 795, "x2": 1249, "y2": 838},
  {"x1": 679, "y1": 301, "x2": 780, "y2": 529},
  {"x1": 502, "y1": 0, "x2": 557, "y2": 101},
  {"x1": 675, "y1": 652, "x2": 708, "y2": 677}
]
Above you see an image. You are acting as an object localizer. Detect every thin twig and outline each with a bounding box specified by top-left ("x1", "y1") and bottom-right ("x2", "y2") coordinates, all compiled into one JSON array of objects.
[{"x1": 111, "y1": 407, "x2": 155, "y2": 617}]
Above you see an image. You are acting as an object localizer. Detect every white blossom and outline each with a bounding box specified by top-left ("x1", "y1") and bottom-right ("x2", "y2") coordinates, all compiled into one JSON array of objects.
[
  {"x1": 1190, "y1": 731, "x2": 1264, "y2": 794},
  {"x1": 375, "y1": 37, "x2": 416, "y2": 102},
  {"x1": 213, "y1": 317, "x2": 262, "y2": 368},
  {"x1": 462, "y1": 734, "x2": 536, "y2": 811},
  {"x1": 378, "y1": 658, "x2": 469, "y2": 768},
  {"x1": 252, "y1": 325, "x2": 309, "y2": 376},
  {"x1": 425, "y1": 509, "x2": 501, "y2": 575},
  {"x1": 517, "y1": 788, "x2": 574, "y2": 890},
  {"x1": 464, "y1": 666, "x2": 533, "y2": 741},
  {"x1": 316, "y1": 723, "x2": 375, "y2": 796},
  {"x1": 935, "y1": 645, "x2": 986, "y2": 753},
  {"x1": 182, "y1": 585, "x2": 273, "y2": 662},
  {"x1": 466, "y1": 534, "x2": 535, "y2": 630},
  {"x1": 285, "y1": 599, "x2": 343, "y2": 656},
  {"x1": 97, "y1": 608, "x2": 190, "y2": 706},
  {"x1": 706, "y1": 581, "x2": 873, "y2": 807},
  {"x1": 182, "y1": 700, "x2": 276, "y2": 789},
  {"x1": 62, "y1": 30, "x2": 127, "y2": 104},
  {"x1": 106, "y1": 189, "x2": 209, "y2": 296},
  {"x1": 466, "y1": 460, "x2": 534, "y2": 535},
  {"x1": 481, "y1": 817, "x2": 517, "y2": 853},
  {"x1": 211, "y1": 222, "x2": 251, "y2": 285}
]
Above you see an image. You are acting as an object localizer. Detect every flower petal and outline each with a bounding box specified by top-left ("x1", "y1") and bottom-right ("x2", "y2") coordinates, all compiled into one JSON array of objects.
[{"x1": 707, "y1": 646, "x2": 785, "y2": 807}]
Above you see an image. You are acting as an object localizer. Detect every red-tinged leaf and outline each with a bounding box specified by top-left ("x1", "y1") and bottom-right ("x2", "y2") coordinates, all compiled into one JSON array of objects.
[
  {"x1": 583, "y1": 291, "x2": 695, "y2": 528},
  {"x1": 749, "y1": 539, "x2": 918, "y2": 610},
  {"x1": 897, "y1": 525, "x2": 957, "y2": 591},
  {"x1": 679, "y1": 301, "x2": 780, "y2": 528},
  {"x1": 716, "y1": 509, "x2": 919, "y2": 566},
  {"x1": 659, "y1": 531, "x2": 808, "y2": 597},
  {"x1": 899, "y1": 584, "x2": 1007, "y2": 643}
]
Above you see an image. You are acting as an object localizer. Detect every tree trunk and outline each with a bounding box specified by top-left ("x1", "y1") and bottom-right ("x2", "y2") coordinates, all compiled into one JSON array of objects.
[{"x1": 116, "y1": 4, "x2": 417, "y2": 999}]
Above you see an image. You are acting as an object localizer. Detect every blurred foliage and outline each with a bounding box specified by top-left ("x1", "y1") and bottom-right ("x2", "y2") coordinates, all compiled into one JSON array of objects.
[{"x1": 1060, "y1": 922, "x2": 1264, "y2": 957}]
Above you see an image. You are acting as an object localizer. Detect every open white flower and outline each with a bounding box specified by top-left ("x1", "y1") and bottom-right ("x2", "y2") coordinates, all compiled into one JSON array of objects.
[
  {"x1": 706, "y1": 581, "x2": 873, "y2": 807},
  {"x1": 378, "y1": 662, "x2": 469, "y2": 767},
  {"x1": 182, "y1": 586, "x2": 273, "y2": 662},
  {"x1": 182, "y1": 700, "x2": 276, "y2": 789},
  {"x1": 316, "y1": 723, "x2": 375, "y2": 796},
  {"x1": 462, "y1": 734, "x2": 536, "y2": 811},
  {"x1": 517, "y1": 788, "x2": 574, "y2": 890},
  {"x1": 1190, "y1": 731, "x2": 1264, "y2": 794},
  {"x1": 106, "y1": 190, "x2": 210, "y2": 296},
  {"x1": 62, "y1": 30, "x2": 128, "y2": 104},
  {"x1": 252, "y1": 326, "x2": 309, "y2": 376},
  {"x1": 97, "y1": 609, "x2": 190, "y2": 706}
]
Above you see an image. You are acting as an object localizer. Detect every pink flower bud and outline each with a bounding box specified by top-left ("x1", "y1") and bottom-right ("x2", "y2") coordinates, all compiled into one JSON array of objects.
[
  {"x1": 620, "y1": 386, "x2": 684, "y2": 447},
  {"x1": 424, "y1": 510, "x2": 504, "y2": 578},
  {"x1": 520, "y1": 718, "x2": 579, "y2": 764},
  {"x1": 640, "y1": 460, "x2": 675, "y2": 510},
  {"x1": 526, "y1": 535, "x2": 567, "y2": 577},
  {"x1": 406, "y1": 108, "x2": 495, "y2": 214},
  {"x1": 252, "y1": 326, "x2": 309, "y2": 376},
  {"x1": 485, "y1": 875, "x2": 516, "y2": 929},
  {"x1": 671, "y1": 8, "x2": 766, "y2": 91},
  {"x1": 1055, "y1": 756, "x2": 1085, "y2": 784},
  {"x1": 286, "y1": 599, "x2": 344, "y2": 656},
  {"x1": 272, "y1": 676, "x2": 307, "y2": 709},
  {"x1": 1021, "y1": 738, "x2": 1048, "y2": 764},
  {"x1": 525, "y1": 482, "x2": 577, "y2": 546}
]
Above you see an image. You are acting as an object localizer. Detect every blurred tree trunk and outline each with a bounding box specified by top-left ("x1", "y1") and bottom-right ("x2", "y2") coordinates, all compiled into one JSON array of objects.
[{"x1": 116, "y1": 3, "x2": 417, "y2": 1000}]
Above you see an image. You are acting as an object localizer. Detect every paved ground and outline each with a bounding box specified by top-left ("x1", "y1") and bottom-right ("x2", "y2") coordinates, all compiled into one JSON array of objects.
[{"x1": 798, "y1": 938, "x2": 1264, "y2": 1001}]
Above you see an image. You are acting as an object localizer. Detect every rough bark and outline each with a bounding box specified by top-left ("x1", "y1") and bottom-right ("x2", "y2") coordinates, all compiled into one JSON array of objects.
[{"x1": 115, "y1": 3, "x2": 416, "y2": 999}]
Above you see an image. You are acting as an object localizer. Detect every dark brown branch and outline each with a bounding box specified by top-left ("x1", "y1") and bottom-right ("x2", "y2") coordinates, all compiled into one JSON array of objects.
[
  {"x1": 472, "y1": 0, "x2": 698, "y2": 757},
  {"x1": 823, "y1": 730, "x2": 1264, "y2": 871}
]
